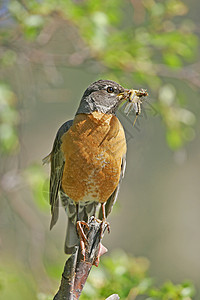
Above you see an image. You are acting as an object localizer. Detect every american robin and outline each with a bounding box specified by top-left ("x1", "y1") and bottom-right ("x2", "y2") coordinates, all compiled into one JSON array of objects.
[{"x1": 43, "y1": 79, "x2": 132, "y2": 254}]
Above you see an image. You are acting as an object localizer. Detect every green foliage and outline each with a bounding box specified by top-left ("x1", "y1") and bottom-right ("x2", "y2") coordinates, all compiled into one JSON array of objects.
[
  {"x1": 4, "y1": 0, "x2": 198, "y2": 150},
  {"x1": 149, "y1": 281, "x2": 195, "y2": 300},
  {"x1": 157, "y1": 84, "x2": 195, "y2": 149},
  {"x1": 0, "y1": 251, "x2": 195, "y2": 300},
  {"x1": 37, "y1": 293, "x2": 52, "y2": 300},
  {"x1": 79, "y1": 251, "x2": 195, "y2": 299},
  {"x1": 24, "y1": 163, "x2": 49, "y2": 211},
  {"x1": 0, "y1": 261, "x2": 37, "y2": 300},
  {"x1": 0, "y1": 83, "x2": 19, "y2": 154},
  {"x1": 0, "y1": 1, "x2": 199, "y2": 299}
]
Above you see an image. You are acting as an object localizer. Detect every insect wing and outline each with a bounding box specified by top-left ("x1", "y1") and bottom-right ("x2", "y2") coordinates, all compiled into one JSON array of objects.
[{"x1": 124, "y1": 102, "x2": 134, "y2": 115}]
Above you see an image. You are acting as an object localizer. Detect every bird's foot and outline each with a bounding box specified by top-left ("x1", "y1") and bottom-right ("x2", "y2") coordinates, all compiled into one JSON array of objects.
[
  {"x1": 89, "y1": 216, "x2": 110, "y2": 234},
  {"x1": 76, "y1": 221, "x2": 89, "y2": 261},
  {"x1": 100, "y1": 219, "x2": 110, "y2": 238},
  {"x1": 92, "y1": 219, "x2": 110, "y2": 266}
]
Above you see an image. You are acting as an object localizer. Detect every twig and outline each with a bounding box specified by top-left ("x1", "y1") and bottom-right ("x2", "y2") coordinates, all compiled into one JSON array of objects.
[
  {"x1": 105, "y1": 295, "x2": 120, "y2": 300},
  {"x1": 53, "y1": 217, "x2": 112, "y2": 300}
]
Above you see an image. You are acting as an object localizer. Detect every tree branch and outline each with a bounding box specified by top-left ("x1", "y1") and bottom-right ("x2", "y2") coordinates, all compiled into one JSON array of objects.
[{"x1": 53, "y1": 217, "x2": 116, "y2": 300}]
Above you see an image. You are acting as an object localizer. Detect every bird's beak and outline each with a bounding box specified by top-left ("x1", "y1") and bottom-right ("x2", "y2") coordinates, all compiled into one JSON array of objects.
[{"x1": 117, "y1": 89, "x2": 131, "y2": 101}]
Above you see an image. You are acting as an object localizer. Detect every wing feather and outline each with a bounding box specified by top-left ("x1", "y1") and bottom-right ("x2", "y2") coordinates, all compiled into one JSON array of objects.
[{"x1": 47, "y1": 120, "x2": 73, "y2": 229}]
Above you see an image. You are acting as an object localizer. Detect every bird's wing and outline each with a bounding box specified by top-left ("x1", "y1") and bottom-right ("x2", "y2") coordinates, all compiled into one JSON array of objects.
[
  {"x1": 99, "y1": 154, "x2": 126, "y2": 219},
  {"x1": 45, "y1": 120, "x2": 73, "y2": 230}
]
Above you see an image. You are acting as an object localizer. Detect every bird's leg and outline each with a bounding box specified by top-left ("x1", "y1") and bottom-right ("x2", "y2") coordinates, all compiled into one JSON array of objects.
[
  {"x1": 100, "y1": 203, "x2": 110, "y2": 235},
  {"x1": 76, "y1": 221, "x2": 89, "y2": 260},
  {"x1": 93, "y1": 203, "x2": 110, "y2": 266},
  {"x1": 76, "y1": 221, "x2": 89, "y2": 245},
  {"x1": 76, "y1": 204, "x2": 89, "y2": 261},
  {"x1": 101, "y1": 202, "x2": 106, "y2": 220}
]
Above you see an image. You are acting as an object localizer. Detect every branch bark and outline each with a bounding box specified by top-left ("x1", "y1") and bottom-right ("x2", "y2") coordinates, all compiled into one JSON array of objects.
[{"x1": 53, "y1": 217, "x2": 116, "y2": 300}]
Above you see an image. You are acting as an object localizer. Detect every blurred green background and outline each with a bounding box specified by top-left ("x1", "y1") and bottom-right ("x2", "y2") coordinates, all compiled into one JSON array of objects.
[{"x1": 0, "y1": 0, "x2": 200, "y2": 299}]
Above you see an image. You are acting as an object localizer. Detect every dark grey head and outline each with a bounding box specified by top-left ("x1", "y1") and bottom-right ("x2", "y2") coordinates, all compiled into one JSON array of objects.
[{"x1": 76, "y1": 80, "x2": 126, "y2": 115}]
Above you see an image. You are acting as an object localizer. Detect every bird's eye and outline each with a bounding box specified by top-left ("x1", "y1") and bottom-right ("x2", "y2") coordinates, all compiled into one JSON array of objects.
[{"x1": 107, "y1": 86, "x2": 114, "y2": 93}]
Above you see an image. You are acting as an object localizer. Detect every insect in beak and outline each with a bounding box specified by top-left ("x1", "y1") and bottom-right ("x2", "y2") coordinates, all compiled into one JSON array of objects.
[{"x1": 119, "y1": 88, "x2": 148, "y2": 126}]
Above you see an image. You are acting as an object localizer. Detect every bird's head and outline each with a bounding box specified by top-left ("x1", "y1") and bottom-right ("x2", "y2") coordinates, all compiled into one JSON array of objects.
[{"x1": 76, "y1": 79, "x2": 128, "y2": 115}]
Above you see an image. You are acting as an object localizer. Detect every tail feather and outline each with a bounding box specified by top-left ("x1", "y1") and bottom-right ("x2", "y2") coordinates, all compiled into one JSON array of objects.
[{"x1": 65, "y1": 218, "x2": 79, "y2": 254}]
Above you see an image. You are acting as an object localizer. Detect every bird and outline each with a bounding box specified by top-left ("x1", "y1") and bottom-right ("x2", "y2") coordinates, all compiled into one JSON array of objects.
[{"x1": 43, "y1": 79, "x2": 130, "y2": 255}]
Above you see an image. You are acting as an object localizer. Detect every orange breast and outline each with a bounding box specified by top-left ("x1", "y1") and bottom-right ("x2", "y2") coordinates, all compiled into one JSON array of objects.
[{"x1": 61, "y1": 112, "x2": 126, "y2": 203}]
